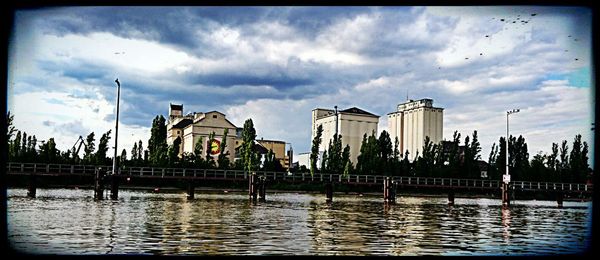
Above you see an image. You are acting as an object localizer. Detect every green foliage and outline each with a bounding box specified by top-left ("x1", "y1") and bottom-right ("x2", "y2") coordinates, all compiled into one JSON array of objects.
[
  {"x1": 194, "y1": 136, "x2": 205, "y2": 167},
  {"x1": 217, "y1": 128, "x2": 230, "y2": 169},
  {"x1": 241, "y1": 119, "x2": 258, "y2": 172},
  {"x1": 569, "y1": 134, "x2": 590, "y2": 183},
  {"x1": 310, "y1": 124, "x2": 323, "y2": 176},
  {"x1": 205, "y1": 131, "x2": 216, "y2": 168},
  {"x1": 325, "y1": 134, "x2": 344, "y2": 174},
  {"x1": 83, "y1": 132, "x2": 95, "y2": 164},
  {"x1": 96, "y1": 130, "x2": 112, "y2": 165},
  {"x1": 148, "y1": 115, "x2": 168, "y2": 166}
]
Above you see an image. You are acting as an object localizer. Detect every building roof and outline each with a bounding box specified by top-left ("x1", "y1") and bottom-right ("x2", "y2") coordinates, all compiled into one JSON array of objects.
[
  {"x1": 172, "y1": 118, "x2": 192, "y2": 129},
  {"x1": 340, "y1": 107, "x2": 379, "y2": 117},
  {"x1": 257, "y1": 139, "x2": 285, "y2": 144},
  {"x1": 170, "y1": 103, "x2": 183, "y2": 111},
  {"x1": 234, "y1": 140, "x2": 269, "y2": 154}
]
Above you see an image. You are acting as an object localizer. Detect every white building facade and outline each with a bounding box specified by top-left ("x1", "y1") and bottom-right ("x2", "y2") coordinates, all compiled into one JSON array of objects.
[
  {"x1": 166, "y1": 104, "x2": 238, "y2": 164},
  {"x1": 388, "y1": 98, "x2": 443, "y2": 161},
  {"x1": 311, "y1": 107, "x2": 379, "y2": 166}
]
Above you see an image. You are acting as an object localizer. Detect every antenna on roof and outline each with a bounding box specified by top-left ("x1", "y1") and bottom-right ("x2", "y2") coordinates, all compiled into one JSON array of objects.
[{"x1": 406, "y1": 89, "x2": 409, "y2": 101}]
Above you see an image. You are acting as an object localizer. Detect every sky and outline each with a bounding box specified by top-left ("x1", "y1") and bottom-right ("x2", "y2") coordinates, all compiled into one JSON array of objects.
[{"x1": 7, "y1": 6, "x2": 594, "y2": 168}]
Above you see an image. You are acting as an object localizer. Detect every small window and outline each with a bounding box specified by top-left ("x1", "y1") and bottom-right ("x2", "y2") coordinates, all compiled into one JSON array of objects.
[
  {"x1": 213, "y1": 115, "x2": 218, "y2": 118},
  {"x1": 177, "y1": 130, "x2": 180, "y2": 134}
]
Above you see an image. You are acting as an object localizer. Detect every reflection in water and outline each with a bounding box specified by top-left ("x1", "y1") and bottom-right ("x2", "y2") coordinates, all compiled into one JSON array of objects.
[
  {"x1": 502, "y1": 207, "x2": 511, "y2": 243},
  {"x1": 7, "y1": 189, "x2": 591, "y2": 255}
]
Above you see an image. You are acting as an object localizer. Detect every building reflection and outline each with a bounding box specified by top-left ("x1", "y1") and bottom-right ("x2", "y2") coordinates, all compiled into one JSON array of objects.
[{"x1": 306, "y1": 196, "x2": 425, "y2": 255}]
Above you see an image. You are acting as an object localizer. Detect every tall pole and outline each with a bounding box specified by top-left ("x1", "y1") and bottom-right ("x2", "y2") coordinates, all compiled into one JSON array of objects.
[
  {"x1": 112, "y1": 79, "x2": 121, "y2": 176},
  {"x1": 503, "y1": 108, "x2": 519, "y2": 207},
  {"x1": 506, "y1": 112, "x2": 509, "y2": 181}
]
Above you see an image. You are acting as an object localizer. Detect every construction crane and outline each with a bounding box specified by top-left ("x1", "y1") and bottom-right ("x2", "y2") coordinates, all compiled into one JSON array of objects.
[{"x1": 71, "y1": 135, "x2": 87, "y2": 158}]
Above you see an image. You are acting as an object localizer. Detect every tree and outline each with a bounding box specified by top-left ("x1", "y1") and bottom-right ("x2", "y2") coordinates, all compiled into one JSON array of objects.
[
  {"x1": 6, "y1": 111, "x2": 16, "y2": 143},
  {"x1": 417, "y1": 136, "x2": 435, "y2": 177},
  {"x1": 447, "y1": 131, "x2": 461, "y2": 178},
  {"x1": 462, "y1": 130, "x2": 482, "y2": 179},
  {"x1": 559, "y1": 140, "x2": 569, "y2": 182},
  {"x1": 168, "y1": 137, "x2": 181, "y2": 167},
  {"x1": 205, "y1": 131, "x2": 216, "y2": 168},
  {"x1": 495, "y1": 137, "x2": 507, "y2": 178},
  {"x1": 38, "y1": 138, "x2": 59, "y2": 163},
  {"x1": 487, "y1": 142, "x2": 499, "y2": 180},
  {"x1": 120, "y1": 149, "x2": 127, "y2": 168},
  {"x1": 356, "y1": 131, "x2": 380, "y2": 175},
  {"x1": 546, "y1": 143, "x2": 559, "y2": 181},
  {"x1": 217, "y1": 128, "x2": 230, "y2": 169},
  {"x1": 11, "y1": 131, "x2": 22, "y2": 161},
  {"x1": 321, "y1": 150, "x2": 328, "y2": 173},
  {"x1": 137, "y1": 140, "x2": 143, "y2": 163},
  {"x1": 241, "y1": 119, "x2": 258, "y2": 172},
  {"x1": 83, "y1": 132, "x2": 95, "y2": 164},
  {"x1": 131, "y1": 142, "x2": 138, "y2": 161},
  {"x1": 96, "y1": 130, "x2": 112, "y2": 165},
  {"x1": 148, "y1": 115, "x2": 168, "y2": 166},
  {"x1": 194, "y1": 136, "x2": 205, "y2": 167},
  {"x1": 21, "y1": 132, "x2": 27, "y2": 160},
  {"x1": 341, "y1": 144, "x2": 351, "y2": 175},
  {"x1": 530, "y1": 152, "x2": 547, "y2": 182},
  {"x1": 343, "y1": 160, "x2": 352, "y2": 178},
  {"x1": 325, "y1": 134, "x2": 343, "y2": 174},
  {"x1": 569, "y1": 134, "x2": 589, "y2": 183},
  {"x1": 310, "y1": 124, "x2": 323, "y2": 176},
  {"x1": 378, "y1": 130, "x2": 393, "y2": 175}
]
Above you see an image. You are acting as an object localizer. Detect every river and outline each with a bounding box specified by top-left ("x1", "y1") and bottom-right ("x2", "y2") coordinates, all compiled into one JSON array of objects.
[{"x1": 6, "y1": 188, "x2": 592, "y2": 255}]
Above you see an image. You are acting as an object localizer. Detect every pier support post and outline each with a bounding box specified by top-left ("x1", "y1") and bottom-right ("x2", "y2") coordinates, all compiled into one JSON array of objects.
[
  {"x1": 384, "y1": 177, "x2": 396, "y2": 203},
  {"x1": 448, "y1": 189, "x2": 455, "y2": 206},
  {"x1": 325, "y1": 181, "x2": 333, "y2": 203},
  {"x1": 501, "y1": 182, "x2": 510, "y2": 207},
  {"x1": 27, "y1": 173, "x2": 36, "y2": 198},
  {"x1": 258, "y1": 176, "x2": 266, "y2": 202},
  {"x1": 249, "y1": 173, "x2": 257, "y2": 201},
  {"x1": 556, "y1": 191, "x2": 564, "y2": 208},
  {"x1": 94, "y1": 167, "x2": 105, "y2": 200},
  {"x1": 187, "y1": 181, "x2": 195, "y2": 199},
  {"x1": 110, "y1": 174, "x2": 119, "y2": 200}
]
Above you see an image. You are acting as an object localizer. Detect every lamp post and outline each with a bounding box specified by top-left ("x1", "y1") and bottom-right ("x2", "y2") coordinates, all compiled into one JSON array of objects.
[
  {"x1": 503, "y1": 108, "x2": 519, "y2": 206},
  {"x1": 112, "y1": 78, "x2": 121, "y2": 176},
  {"x1": 110, "y1": 78, "x2": 121, "y2": 200}
]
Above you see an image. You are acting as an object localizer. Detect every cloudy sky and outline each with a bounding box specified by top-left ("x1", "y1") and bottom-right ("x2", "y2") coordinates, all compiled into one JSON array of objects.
[{"x1": 8, "y1": 6, "x2": 594, "y2": 167}]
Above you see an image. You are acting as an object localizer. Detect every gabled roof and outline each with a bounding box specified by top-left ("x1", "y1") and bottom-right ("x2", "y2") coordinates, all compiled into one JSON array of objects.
[
  {"x1": 192, "y1": 111, "x2": 237, "y2": 128},
  {"x1": 340, "y1": 107, "x2": 379, "y2": 117}
]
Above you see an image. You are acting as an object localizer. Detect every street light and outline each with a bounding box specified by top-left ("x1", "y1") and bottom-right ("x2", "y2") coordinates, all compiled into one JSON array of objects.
[
  {"x1": 505, "y1": 108, "x2": 520, "y2": 184},
  {"x1": 112, "y1": 78, "x2": 121, "y2": 176}
]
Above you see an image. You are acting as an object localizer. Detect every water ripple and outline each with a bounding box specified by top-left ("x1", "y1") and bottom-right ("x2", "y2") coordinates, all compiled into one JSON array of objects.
[{"x1": 7, "y1": 188, "x2": 591, "y2": 255}]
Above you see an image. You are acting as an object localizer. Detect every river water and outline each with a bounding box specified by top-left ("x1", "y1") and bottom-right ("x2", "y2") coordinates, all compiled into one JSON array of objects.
[{"x1": 6, "y1": 188, "x2": 592, "y2": 255}]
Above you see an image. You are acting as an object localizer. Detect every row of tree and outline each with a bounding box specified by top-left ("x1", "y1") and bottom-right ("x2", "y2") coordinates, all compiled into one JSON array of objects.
[
  {"x1": 7, "y1": 112, "x2": 283, "y2": 172},
  {"x1": 6, "y1": 111, "x2": 591, "y2": 183},
  {"x1": 308, "y1": 122, "x2": 591, "y2": 183}
]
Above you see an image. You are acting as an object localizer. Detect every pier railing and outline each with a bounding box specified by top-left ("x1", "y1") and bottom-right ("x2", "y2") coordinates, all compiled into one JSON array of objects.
[{"x1": 6, "y1": 162, "x2": 593, "y2": 193}]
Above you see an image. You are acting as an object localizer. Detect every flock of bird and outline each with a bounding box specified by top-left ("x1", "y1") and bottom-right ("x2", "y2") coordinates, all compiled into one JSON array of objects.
[{"x1": 449, "y1": 12, "x2": 581, "y2": 67}]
